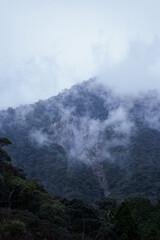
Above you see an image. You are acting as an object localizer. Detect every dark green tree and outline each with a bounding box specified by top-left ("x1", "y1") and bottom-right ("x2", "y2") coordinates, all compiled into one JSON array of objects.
[
  {"x1": 0, "y1": 137, "x2": 12, "y2": 161},
  {"x1": 0, "y1": 138, "x2": 12, "y2": 148},
  {"x1": 114, "y1": 202, "x2": 140, "y2": 240}
]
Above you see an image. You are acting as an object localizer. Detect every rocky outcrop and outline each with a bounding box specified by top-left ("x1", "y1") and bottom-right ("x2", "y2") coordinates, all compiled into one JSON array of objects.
[{"x1": 92, "y1": 162, "x2": 110, "y2": 196}]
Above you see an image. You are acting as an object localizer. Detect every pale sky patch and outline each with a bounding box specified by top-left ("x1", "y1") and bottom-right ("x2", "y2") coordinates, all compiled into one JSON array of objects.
[{"x1": 0, "y1": 0, "x2": 160, "y2": 108}]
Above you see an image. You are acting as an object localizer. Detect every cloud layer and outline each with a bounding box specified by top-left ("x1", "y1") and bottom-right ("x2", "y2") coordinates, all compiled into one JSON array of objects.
[{"x1": 1, "y1": 0, "x2": 160, "y2": 108}]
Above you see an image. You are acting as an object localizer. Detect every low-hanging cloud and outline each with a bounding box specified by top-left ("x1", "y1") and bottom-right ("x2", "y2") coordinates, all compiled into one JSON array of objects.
[
  {"x1": 30, "y1": 129, "x2": 51, "y2": 146},
  {"x1": 47, "y1": 102, "x2": 134, "y2": 165},
  {"x1": 97, "y1": 40, "x2": 160, "y2": 94},
  {"x1": 1, "y1": 0, "x2": 160, "y2": 109}
]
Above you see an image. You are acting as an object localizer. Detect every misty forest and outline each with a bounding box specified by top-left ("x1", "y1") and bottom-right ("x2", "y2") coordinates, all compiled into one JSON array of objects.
[
  {"x1": 1, "y1": 79, "x2": 160, "y2": 239},
  {"x1": 2, "y1": 0, "x2": 160, "y2": 238}
]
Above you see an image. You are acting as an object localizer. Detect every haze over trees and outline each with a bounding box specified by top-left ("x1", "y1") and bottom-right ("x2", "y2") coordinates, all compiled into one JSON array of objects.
[
  {"x1": 1, "y1": 80, "x2": 160, "y2": 203},
  {"x1": 0, "y1": 137, "x2": 160, "y2": 239}
]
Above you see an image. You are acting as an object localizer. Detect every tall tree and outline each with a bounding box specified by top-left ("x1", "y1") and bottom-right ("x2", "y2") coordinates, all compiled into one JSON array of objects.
[
  {"x1": 114, "y1": 202, "x2": 140, "y2": 240},
  {"x1": 0, "y1": 138, "x2": 12, "y2": 161}
]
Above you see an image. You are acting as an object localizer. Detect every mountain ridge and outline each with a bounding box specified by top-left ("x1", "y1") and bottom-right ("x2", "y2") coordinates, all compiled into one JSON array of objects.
[{"x1": 1, "y1": 79, "x2": 160, "y2": 202}]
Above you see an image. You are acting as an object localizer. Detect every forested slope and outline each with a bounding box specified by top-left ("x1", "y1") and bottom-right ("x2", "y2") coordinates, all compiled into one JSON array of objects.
[
  {"x1": 1, "y1": 138, "x2": 160, "y2": 240},
  {"x1": 1, "y1": 79, "x2": 160, "y2": 202}
]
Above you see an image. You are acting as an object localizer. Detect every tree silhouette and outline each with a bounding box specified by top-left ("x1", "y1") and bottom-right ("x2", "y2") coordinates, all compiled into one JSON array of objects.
[{"x1": 0, "y1": 137, "x2": 12, "y2": 161}]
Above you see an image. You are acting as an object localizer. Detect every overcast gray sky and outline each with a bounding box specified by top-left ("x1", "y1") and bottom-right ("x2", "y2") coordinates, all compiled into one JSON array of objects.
[{"x1": 0, "y1": 0, "x2": 160, "y2": 109}]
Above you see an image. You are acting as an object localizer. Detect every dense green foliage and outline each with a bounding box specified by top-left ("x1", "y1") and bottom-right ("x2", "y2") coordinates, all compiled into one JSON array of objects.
[
  {"x1": 1, "y1": 80, "x2": 160, "y2": 203},
  {"x1": 1, "y1": 139, "x2": 160, "y2": 239},
  {"x1": 0, "y1": 140, "x2": 100, "y2": 239},
  {"x1": 0, "y1": 142, "x2": 113, "y2": 239}
]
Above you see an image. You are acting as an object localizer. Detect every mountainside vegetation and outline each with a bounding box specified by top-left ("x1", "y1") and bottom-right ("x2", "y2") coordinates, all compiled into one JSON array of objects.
[
  {"x1": 1, "y1": 137, "x2": 160, "y2": 239},
  {"x1": 1, "y1": 79, "x2": 160, "y2": 203}
]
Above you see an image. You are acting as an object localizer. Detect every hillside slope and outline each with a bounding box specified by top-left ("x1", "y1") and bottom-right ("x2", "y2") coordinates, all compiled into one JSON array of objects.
[{"x1": 1, "y1": 79, "x2": 160, "y2": 202}]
